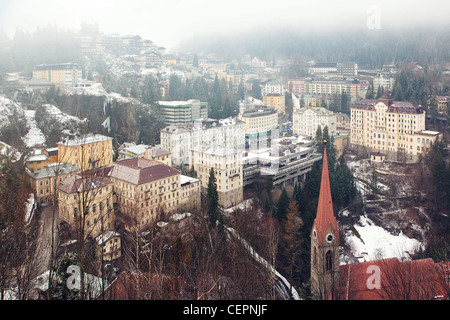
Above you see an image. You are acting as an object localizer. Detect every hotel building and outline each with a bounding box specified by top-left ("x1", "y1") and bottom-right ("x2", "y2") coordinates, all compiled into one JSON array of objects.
[{"x1": 350, "y1": 94, "x2": 442, "y2": 162}]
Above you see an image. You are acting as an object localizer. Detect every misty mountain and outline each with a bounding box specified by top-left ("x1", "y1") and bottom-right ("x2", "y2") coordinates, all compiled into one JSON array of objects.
[{"x1": 175, "y1": 25, "x2": 450, "y2": 69}]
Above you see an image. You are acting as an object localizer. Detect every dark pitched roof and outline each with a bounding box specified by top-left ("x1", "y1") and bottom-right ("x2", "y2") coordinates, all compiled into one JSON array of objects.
[{"x1": 107, "y1": 157, "x2": 179, "y2": 185}]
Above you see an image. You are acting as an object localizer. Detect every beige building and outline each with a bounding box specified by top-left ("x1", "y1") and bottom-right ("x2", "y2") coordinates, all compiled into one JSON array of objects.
[
  {"x1": 293, "y1": 106, "x2": 338, "y2": 138},
  {"x1": 144, "y1": 146, "x2": 171, "y2": 166},
  {"x1": 57, "y1": 168, "x2": 115, "y2": 239},
  {"x1": 190, "y1": 147, "x2": 243, "y2": 209},
  {"x1": 350, "y1": 95, "x2": 442, "y2": 162},
  {"x1": 32, "y1": 63, "x2": 82, "y2": 87},
  {"x1": 57, "y1": 134, "x2": 113, "y2": 171},
  {"x1": 28, "y1": 162, "x2": 80, "y2": 205},
  {"x1": 106, "y1": 157, "x2": 201, "y2": 229},
  {"x1": 238, "y1": 108, "x2": 279, "y2": 151},
  {"x1": 263, "y1": 94, "x2": 285, "y2": 114}
]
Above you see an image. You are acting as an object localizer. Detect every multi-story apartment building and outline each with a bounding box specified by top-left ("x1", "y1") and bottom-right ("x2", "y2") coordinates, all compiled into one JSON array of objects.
[
  {"x1": 190, "y1": 147, "x2": 243, "y2": 209},
  {"x1": 293, "y1": 106, "x2": 338, "y2": 138},
  {"x1": 160, "y1": 118, "x2": 245, "y2": 167},
  {"x1": 288, "y1": 78, "x2": 307, "y2": 95},
  {"x1": 25, "y1": 148, "x2": 58, "y2": 173},
  {"x1": 57, "y1": 168, "x2": 115, "y2": 239},
  {"x1": 144, "y1": 146, "x2": 171, "y2": 166},
  {"x1": 238, "y1": 108, "x2": 279, "y2": 151},
  {"x1": 373, "y1": 73, "x2": 395, "y2": 91},
  {"x1": 157, "y1": 99, "x2": 208, "y2": 126},
  {"x1": 263, "y1": 94, "x2": 285, "y2": 114},
  {"x1": 28, "y1": 162, "x2": 80, "y2": 205},
  {"x1": 32, "y1": 63, "x2": 82, "y2": 87},
  {"x1": 350, "y1": 94, "x2": 442, "y2": 162},
  {"x1": 57, "y1": 134, "x2": 114, "y2": 171},
  {"x1": 262, "y1": 80, "x2": 285, "y2": 96},
  {"x1": 308, "y1": 62, "x2": 358, "y2": 77},
  {"x1": 305, "y1": 78, "x2": 361, "y2": 98},
  {"x1": 106, "y1": 157, "x2": 201, "y2": 228}
]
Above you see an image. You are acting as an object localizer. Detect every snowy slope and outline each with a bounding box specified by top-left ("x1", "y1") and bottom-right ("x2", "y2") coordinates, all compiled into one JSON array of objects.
[
  {"x1": 22, "y1": 109, "x2": 46, "y2": 148},
  {"x1": 344, "y1": 214, "x2": 422, "y2": 262}
]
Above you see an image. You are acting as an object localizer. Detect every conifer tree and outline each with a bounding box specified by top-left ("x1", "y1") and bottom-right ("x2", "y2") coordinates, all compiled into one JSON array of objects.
[
  {"x1": 207, "y1": 168, "x2": 219, "y2": 228},
  {"x1": 275, "y1": 188, "x2": 290, "y2": 222}
]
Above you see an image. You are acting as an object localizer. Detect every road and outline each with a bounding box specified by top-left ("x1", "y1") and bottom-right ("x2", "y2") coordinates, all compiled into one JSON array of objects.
[{"x1": 32, "y1": 204, "x2": 60, "y2": 278}]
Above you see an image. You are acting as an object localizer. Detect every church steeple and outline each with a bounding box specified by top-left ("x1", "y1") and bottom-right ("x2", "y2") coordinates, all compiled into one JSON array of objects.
[
  {"x1": 310, "y1": 140, "x2": 340, "y2": 299},
  {"x1": 313, "y1": 140, "x2": 339, "y2": 246}
]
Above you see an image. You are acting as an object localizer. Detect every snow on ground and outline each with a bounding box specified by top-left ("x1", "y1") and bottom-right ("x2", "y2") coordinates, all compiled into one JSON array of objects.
[
  {"x1": 41, "y1": 104, "x2": 86, "y2": 134},
  {"x1": 22, "y1": 110, "x2": 46, "y2": 148},
  {"x1": 345, "y1": 215, "x2": 422, "y2": 262},
  {"x1": 0, "y1": 95, "x2": 25, "y2": 127}
]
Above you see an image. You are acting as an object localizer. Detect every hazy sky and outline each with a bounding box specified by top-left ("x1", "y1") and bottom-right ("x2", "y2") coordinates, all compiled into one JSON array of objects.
[{"x1": 1, "y1": 0, "x2": 449, "y2": 50}]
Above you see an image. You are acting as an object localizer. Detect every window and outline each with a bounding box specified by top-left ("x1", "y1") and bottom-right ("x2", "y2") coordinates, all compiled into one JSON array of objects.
[{"x1": 326, "y1": 250, "x2": 333, "y2": 271}]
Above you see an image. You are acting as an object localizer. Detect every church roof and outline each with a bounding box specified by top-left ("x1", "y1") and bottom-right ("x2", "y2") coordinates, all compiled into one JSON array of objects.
[
  {"x1": 313, "y1": 141, "x2": 339, "y2": 245},
  {"x1": 337, "y1": 258, "x2": 449, "y2": 300}
]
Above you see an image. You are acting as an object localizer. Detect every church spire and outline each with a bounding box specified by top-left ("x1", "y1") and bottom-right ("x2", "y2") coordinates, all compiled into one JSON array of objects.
[
  {"x1": 314, "y1": 139, "x2": 339, "y2": 246},
  {"x1": 310, "y1": 139, "x2": 341, "y2": 299}
]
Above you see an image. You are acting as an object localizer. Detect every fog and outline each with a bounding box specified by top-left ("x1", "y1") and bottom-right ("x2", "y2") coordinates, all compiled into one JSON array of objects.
[{"x1": 1, "y1": 0, "x2": 449, "y2": 50}]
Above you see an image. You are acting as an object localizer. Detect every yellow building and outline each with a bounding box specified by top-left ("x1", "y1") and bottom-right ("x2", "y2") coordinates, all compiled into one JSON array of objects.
[
  {"x1": 144, "y1": 146, "x2": 171, "y2": 166},
  {"x1": 263, "y1": 94, "x2": 285, "y2": 114},
  {"x1": 350, "y1": 95, "x2": 442, "y2": 163},
  {"x1": 57, "y1": 168, "x2": 115, "y2": 239},
  {"x1": 57, "y1": 134, "x2": 113, "y2": 171},
  {"x1": 32, "y1": 63, "x2": 82, "y2": 87},
  {"x1": 106, "y1": 157, "x2": 201, "y2": 229},
  {"x1": 29, "y1": 162, "x2": 80, "y2": 205}
]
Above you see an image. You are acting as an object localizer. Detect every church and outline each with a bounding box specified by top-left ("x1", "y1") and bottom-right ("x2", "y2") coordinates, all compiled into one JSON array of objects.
[{"x1": 310, "y1": 140, "x2": 449, "y2": 300}]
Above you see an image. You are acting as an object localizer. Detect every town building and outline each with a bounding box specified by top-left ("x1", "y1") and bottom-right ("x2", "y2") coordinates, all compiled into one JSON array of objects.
[
  {"x1": 293, "y1": 106, "x2": 338, "y2": 138},
  {"x1": 190, "y1": 147, "x2": 243, "y2": 209},
  {"x1": 117, "y1": 143, "x2": 147, "y2": 160},
  {"x1": 263, "y1": 93, "x2": 285, "y2": 114},
  {"x1": 308, "y1": 62, "x2": 358, "y2": 77},
  {"x1": 106, "y1": 157, "x2": 201, "y2": 229},
  {"x1": 157, "y1": 99, "x2": 208, "y2": 126},
  {"x1": 288, "y1": 78, "x2": 307, "y2": 95},
  {"x1": 261, "y1": 80, "x2": 285, "y2": 96},
  {"x1": 95, "y1": 231, "x2": 122, "y2": 261},
  {"x1": 238, "y1": 107, "x2": 279, "y2": 152},
  {"x1": 305, "y1": 78, "x2": 361, "y2": 98},
  {"x1": 373, "y1": 72, "x2": 395, "y2": 91},
  {"x1": 243, "y1": 136, "x2": 322, "y2": 188},
  {"x1": 57, "y1": 168, "x2": 115, "y2": 239},
  {"x1": 25, "y1": 147, "x2": 59, "y2": 173},
  {"x1": 57, "y1": 133, "x2": 114, "y2": 171},
  {"x1": 160, "y1": 117, "x2": 245, "y2": 167},
  {"x1": 32, "y1": 63, "x2": 83, "y2": 87},
  {"x1": 350, "y1": 94, "x2": 442, "y2": 162},
  {"x1": 28, "y1": 162, "x2": 80, "y2": 205},
  {"x1": 144, "y1": 146, "x2": 171, "y2": 166}
]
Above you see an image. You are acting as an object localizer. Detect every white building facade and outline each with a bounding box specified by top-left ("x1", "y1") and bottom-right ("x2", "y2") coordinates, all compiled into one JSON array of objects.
[{"x1": 293, "y1": 106, "x2": 338, "y2": 138}]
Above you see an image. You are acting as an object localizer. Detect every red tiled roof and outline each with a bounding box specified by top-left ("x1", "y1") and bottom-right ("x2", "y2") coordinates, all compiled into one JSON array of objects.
[
  {"x1": 107, "y1": 157, "x2": 179, "y2": 185},
  {"x1": 313, "y1": 143, "x2": 339, "y2": 246},
  {"x1": 338, "y1": 258, "x2": 449, "y2": 300}
]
